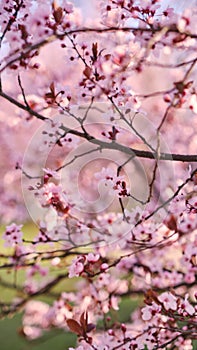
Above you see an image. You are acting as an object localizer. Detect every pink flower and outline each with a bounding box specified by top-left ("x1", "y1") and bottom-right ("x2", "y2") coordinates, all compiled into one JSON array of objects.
[
  {"x1": 158, "y1": 292, "x2": 177, "y2": 311},
  {"x1": 68, "y1": 256, "x2": 85, "y2": 278},
  {"x1": 182, "y1": 295, "x2": 195, "y2": 316},
  {"x1": 3, "y1": 223, "x2": 23, "y2": 247},
  {"x1": 100, "y1": 263, "x2": 109, "y2": 271},
  {"x1": 87, "y1": 253, "x2": 100, "y2": 263},
  {"x1": 94, "y1": 167, "x2": 127, "y2": 196},
  {"x1": 141, "y1": 303, "x2": 161, "y2": 321},
  {"x1": 142, "y1": 305, "x2": 152, "y2": 321}
]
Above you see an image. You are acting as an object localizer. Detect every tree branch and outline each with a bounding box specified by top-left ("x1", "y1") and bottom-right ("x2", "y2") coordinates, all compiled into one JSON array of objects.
[
  {"x1": 1, "y1": 88, "x2": 196, "y2": 163},
  {"x1": 0, "y1": 26, "x2": 196, "y2": 73},
  {"x1": 0, "y1": 91, "x2": 49, "y2": 121}
]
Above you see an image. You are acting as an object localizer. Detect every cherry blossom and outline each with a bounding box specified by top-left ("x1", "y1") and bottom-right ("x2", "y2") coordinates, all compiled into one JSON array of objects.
[
  {"x1": 158, "y1": 291, "x2": 177, "y2": 311},
  {"x1": 2, "y1": 223, "x2": 23, "y2": 247},
  {"x1": 68, "y1": 256, "x2": 85, "y2": 278}
]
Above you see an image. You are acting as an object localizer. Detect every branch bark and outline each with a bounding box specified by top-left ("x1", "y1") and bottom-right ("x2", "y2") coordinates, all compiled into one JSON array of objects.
[{"x1": 1, "y1": 87, "x2": 197, "y2": 163}]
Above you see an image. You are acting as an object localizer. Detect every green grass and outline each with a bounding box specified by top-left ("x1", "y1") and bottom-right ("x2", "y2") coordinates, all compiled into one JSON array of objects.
[{"x1": 0, "y1": 313, "x2": 76, "y2": 350}]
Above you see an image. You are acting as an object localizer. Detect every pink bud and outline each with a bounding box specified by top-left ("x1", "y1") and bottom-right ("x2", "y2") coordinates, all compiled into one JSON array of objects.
[{"x1": 100, "y1": 263, "x2": 109, "y2": 271}]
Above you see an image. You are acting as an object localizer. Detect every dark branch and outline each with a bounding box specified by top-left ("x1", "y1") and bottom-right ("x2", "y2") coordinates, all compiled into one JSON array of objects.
[{"x1": 0, "y1": 91, "x2": 49, "y2": 121}]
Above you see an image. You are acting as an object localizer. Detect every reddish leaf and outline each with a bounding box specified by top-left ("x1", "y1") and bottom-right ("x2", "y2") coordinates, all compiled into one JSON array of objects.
[
  {"x1": 53, "y1": 7, "x2": 63, "y2": 23},
  {"x1": 144, "y1": 289, "x2": 159, "y2": 305},
  {"x1": 174, "y1": 81, "x2": 185, "y2": 93},
  {"x1": 92, "y1": 42, "x2": 98, "y2": 61},
  {"x1": 45, "y1": 92, "x2": 54, "y2": 99},
  {"x1": 193, "y1": 171, "x2": 197, "y2": 185},
  {"x1": 80, "y1": 311, "x2": 88, "y2": 331},
  {"x1": 45, "y1": 82, "x2": 56, "y2": 102},
  {"x1": 86, "y1": 323, "x2": 96, "y2": 333},
  {"x1": 83, "y1": 66, "x2": 92, "y2": 79},
  {"x1": 18, "y1": 24, "x2": 28, "y2": 40},
  {"x1": 66, "y1": 319, "x2": 84, "y2": 336},
  {"x1": 50, "y1": 82, "x2": 55, "y2": 96},
  {"x1": 165, "y1": 215, "x2": 177, "y2": 232}
]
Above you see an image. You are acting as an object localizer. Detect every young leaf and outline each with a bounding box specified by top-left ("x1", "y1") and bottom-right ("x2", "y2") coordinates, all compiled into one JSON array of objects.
[
  {"x1": 92, "y1": 42, "x2": 98, "y2": 61},
  {"x1": 53, "y1": 7, "x2": 63, "y2": 23},
  {"x1": 66, "y1": 319, "x2": 84, "y2": 336},
  {"x1": 86, "y1": 323, "x2": 96, "y2": 333},
  {"x1": 80, "y1": 311, "x2": 88, "y2": 331},
  {"x1": 83, "y1": 66, "x2": 92, "y2": 79}
]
